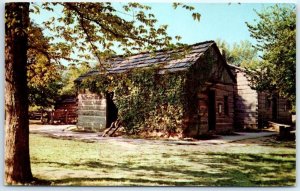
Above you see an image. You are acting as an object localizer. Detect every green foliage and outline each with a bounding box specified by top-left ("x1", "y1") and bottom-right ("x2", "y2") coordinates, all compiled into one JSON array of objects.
[
  {"x1": 246, "y1": 5, "x2": 296, "y2": 103},
  {"x1": 28, "y1": 82, "x2": 62, "y2": 109},
  {"x1": 80, "y1": 68, "x2": 186, "y2": 136},
  {"x1": 60, "y1": 62, "x2": 92, "y2": 96},
  {"x1": 173, "y1": 2, "x2": 200, "y2": 21},
  {"x1": 27, "y1": 23, "x2": 93, "y2": 107},
  {"x1": 38, "y1": 2, "x2": 200, "y2": 66},
  {"x1": 27, "y1": 23, "x2": 63, "y2": 108},
  {"x1": 215, "y1": 39, "x2": 259, "y2": 68}
]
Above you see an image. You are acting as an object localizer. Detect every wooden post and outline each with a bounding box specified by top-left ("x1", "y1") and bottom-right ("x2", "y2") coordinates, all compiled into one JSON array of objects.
[
  {"x1": 279, "y1": 125, "x2": 291, "y2": 139},
  {"x1": 50, "y1": 110, "x2": 54, "y2": 124},
  {"x1": 65, "y1": 110, "x2": 68, "y2": 124}
]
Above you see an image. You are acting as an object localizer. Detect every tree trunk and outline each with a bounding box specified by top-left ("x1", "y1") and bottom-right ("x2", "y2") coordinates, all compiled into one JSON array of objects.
[{"x1": 5, "y1": 3, "x2": 33, "y2": 184}]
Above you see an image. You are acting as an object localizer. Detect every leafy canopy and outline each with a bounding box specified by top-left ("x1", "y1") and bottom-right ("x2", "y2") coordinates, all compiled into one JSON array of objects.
[
  {"x1": 60, "y1": 62, "x2": 92, "y2": 97},
  {"x1": 246, "y1": 4, "x2": 296, "y2": 103},
  {"x1": 27, "y1": 23, "x2": 63, "y2": 108},
  {"x1": 215, "y1": 39, "x2": 259, "y2": 68},
  {"x1": 32, "y1": 2, "x2": 201, "y2": 68}
]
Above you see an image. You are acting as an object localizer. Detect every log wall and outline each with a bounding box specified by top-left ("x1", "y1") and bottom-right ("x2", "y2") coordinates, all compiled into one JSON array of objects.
[
  {"x1": 185, "y1": 82, "x2": 234, "y2": 137},
  {"x1": 234, "y1": 70, "x2": 258, "y2": 129},
  {"x1": 258, "y1": 92, "x2": 292, "y2": 127},
  {"x1": 77, "y1": 93, "x2": 107, "y2": 131},
  {"x1": 183, "y1": 46, "x2": 236, "y2": 137},
  {"x1": 198, "y1": 83, "x2": 234, "y2": 134},
  {"x1": 277, "y1": 97, "x2": 292, "y2": 123},
  {"x1": 232, "y1": 67, "x2": 292, "y2": 129}
]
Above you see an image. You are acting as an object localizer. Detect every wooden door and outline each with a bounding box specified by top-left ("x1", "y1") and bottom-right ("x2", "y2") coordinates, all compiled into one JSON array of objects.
[
  {"x1": 106, "y1": 92, "x2": 118, "y2": 128},
  {"x1": 208, "y1": 90, "x2": 216, "y2": 130},
  {"x1": 272, "y1": 96, "x2": 278, "y2": 121}
]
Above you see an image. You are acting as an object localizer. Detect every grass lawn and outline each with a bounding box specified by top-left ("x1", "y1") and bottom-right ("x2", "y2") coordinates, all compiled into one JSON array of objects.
[{"x1": 30, "y1": 134, "x2": 296, "y2": 186}]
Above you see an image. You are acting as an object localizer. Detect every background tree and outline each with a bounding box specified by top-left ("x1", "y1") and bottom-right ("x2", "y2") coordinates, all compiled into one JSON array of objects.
[
  {"x1": 60, "y1": 62, "x2": 92, "y2": 97},
  {"x1": 246, "y1": 5, "x2": 296, "y2": 104},
  {"x1": 27, "y1": 23, "x2": 94, "y2": 109},
  {"x1": 5, "y1": 2, "x2": 200, "y2": 184},
  {"x1": 216, "y1": 39, "x2": 259, "y2": 68},
  {"x1": 27, "y1": 23, "x2": 63, "y2": 110}
]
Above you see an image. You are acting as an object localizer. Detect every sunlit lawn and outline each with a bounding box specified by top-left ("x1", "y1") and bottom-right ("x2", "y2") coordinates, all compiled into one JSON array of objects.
[{"x1": 30, "y1": 134, "x2": 296, "y2": 186}]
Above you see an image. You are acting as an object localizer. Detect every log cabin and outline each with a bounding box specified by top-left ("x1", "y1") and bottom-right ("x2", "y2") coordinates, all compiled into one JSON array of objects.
[{"x1": 75, "y1": 41, "x2": 236, "y2": 137}]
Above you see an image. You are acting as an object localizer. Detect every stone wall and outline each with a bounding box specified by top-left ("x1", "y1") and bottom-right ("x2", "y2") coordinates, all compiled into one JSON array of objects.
[{"x1": 77, "y1": 93, "x2": 107, "y2": 131}]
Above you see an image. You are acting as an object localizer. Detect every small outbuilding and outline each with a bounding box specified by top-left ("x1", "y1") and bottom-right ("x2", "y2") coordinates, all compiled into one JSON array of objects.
[
  {"x1": 230, "y1": 65, "x2": 292, "y2": 129},
  {"x1": 75, "y1": 41, "x2": 236, "y2": 137}
]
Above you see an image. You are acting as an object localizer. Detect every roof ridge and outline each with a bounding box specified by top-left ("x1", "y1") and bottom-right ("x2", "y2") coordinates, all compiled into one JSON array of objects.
[
  {"x1": 75, "y1": 40, "x2": 217, "y2": 82},
  {"x1": 188, "y1": 40, "x2": 215, "y2": 47},
  {"x1": 228, "y1": 64, "x2": 246, "y2": 71},
  {"x1": 109, "y1": 40, "x2": 216, "y2": 59}
]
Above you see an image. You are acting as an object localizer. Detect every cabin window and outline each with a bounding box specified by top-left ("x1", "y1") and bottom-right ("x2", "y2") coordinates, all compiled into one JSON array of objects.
[
  {"x1": 224, "y1": 96, "x2": 229, "y2": 115},
  {"x1": 218, "y1": 103, "x2": 222, "y2": 114}
]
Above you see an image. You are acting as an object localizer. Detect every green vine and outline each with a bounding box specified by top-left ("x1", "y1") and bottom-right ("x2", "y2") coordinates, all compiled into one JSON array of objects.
[{"x1": 79, "y1": 67, "x2": 187, "y2": 136}]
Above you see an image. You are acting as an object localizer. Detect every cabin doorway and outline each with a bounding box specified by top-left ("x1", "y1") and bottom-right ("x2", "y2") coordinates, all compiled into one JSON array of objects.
[
  {"x1": 272, "y1": 96, "x2": 278, "y2": 121},
  {"x1": 208, "y1": 90, "x2": 216, "y2": 130},
  {"x1": 106, "y1": 92, "x2": 118, "y2": 128}
]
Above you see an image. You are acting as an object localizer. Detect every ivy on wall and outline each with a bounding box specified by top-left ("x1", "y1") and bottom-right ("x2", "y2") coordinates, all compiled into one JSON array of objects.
[
  {"x1": 78, "y1": 48, "x2": 225, "y2": 137},
  {"x1": 79, "y1": 67, "x2": 187, "y2": 137}
]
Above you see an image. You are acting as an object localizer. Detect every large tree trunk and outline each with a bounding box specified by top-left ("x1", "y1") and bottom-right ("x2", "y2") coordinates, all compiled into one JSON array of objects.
[{"x1": 5, "y1": 3, "x2": 33, "y2": 184}]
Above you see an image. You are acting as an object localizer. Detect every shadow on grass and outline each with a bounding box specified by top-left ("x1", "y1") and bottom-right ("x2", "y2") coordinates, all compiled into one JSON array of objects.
[
  {"x1": 31, "y1": 177, "x2": 52, "y2": 186},
  {"x1": 130, "y1": 152, "x2": 295, "y2": 186},
  {"x1": 32, "y1": 149, "x2": 296, "y2": 186},
  {"x1": 36, "y1": 152, "x2": 295, "y2": 186},
  {"x1": 235, "y1": 135, "x2": 296, "y2": 148},
  {"x1": 50, "y1": 177, "x2": 189, "y2": 186},
  {"x1": 206, "y1": 152, "x2": 296, "y2": 163},
  {"x1": 33, "y1": 160, "x2": 116, "y2": 170},
  {"x1": 203, "y1": 152, "x2": 296, "y2": 186}
]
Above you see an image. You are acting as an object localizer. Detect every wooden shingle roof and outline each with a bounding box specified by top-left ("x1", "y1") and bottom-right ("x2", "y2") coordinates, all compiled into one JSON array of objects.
[{"x1": 75, "y1": 40, "x2": 215, "y2": 82}]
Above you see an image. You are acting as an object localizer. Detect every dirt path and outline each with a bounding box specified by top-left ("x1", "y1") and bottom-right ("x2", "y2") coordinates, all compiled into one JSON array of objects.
[{"x1": 29, "y1": 123, "x2": 278, "y2": 145}]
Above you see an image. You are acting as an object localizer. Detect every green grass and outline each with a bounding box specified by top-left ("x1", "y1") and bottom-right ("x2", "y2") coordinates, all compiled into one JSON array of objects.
[{"x1": 30, "y1": 134, "x2": 296, "y2": 186}]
